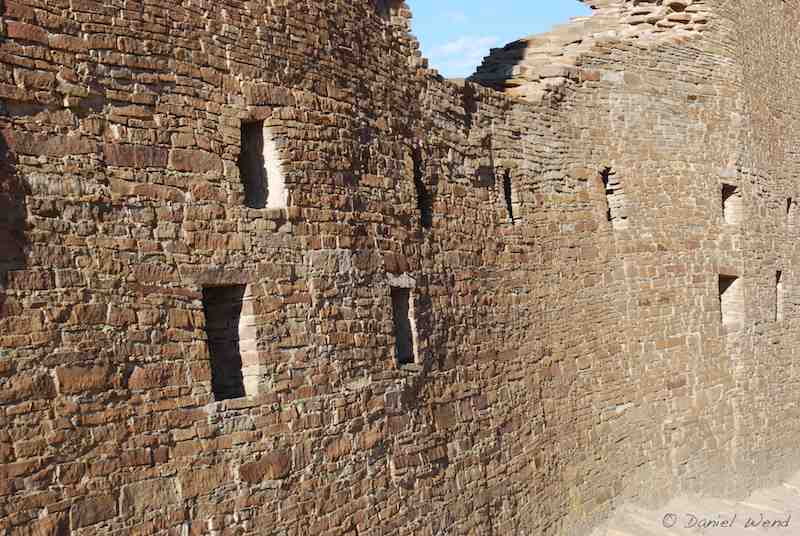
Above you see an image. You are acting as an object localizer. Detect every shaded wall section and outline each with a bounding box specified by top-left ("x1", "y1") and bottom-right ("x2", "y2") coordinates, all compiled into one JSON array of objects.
[
  {"x1": 0, "y1": 128, "x2": 28, "y2": 316},
  {"x1": 0, "y1": 130, "x2": 27, "y2": 283}
]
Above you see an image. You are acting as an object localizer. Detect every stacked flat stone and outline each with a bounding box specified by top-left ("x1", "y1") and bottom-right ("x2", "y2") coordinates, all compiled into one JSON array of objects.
[{"x1": 472, "y1": 0, "x2": 712, "y2": 102}]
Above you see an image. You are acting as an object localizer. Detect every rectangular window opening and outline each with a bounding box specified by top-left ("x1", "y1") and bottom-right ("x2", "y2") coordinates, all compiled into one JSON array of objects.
[
  {"x1": 238, "y1": 121, "x2": 288, "y2": 209},
  {"x1": 777, "y1": 271, "x2": 784, "y2": 322},
  {"x1": 788, "y1": 198, "x2": 796, "y2": 226},
  {"x1": 475, "y1": 165, "x2": 496, "y2": 188},
  {"x1": 719, "y1": 275, "x2": 744, "y2": 331},
  {"x1": 600, "y1": 167, "x2": 628, "y2": 230},
  {"x1": 202, "y1": 285, "x2": 247, "y2": 401},
  {"x1": 412, "y1": 147, "x2": 433, "y2": 229},
  {"x1": 390, "y1": 287, "x2": 416, "y2": 366},
  {"x1": 721, "y1": 183, "x2": 742, "y2": 225},
  {"x1": 240, "y1": 120, "x2": 268, "y2": 209}
]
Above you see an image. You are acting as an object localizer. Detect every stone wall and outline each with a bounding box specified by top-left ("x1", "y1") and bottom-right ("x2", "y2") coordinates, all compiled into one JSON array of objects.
[{"x1": 1, "y1": 0, "x2": 798, "y2": 535}]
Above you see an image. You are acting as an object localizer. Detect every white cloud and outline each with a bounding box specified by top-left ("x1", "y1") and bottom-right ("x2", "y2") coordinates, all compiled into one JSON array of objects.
[
  {"x1": 424, "y1": 35, "x2": 500, "y2": 78},
  {"x1": 444, "y1": 11, "x2": 468, "y2": 24}
]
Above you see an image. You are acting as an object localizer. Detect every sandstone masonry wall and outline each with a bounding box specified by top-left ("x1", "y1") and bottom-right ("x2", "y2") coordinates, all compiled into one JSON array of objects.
[{"x1": 0, "y1": 1, "x2": 798, "y2": 535}]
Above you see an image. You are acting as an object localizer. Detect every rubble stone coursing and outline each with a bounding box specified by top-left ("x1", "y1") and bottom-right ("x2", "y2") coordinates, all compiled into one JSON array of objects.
[{"x1": 0, "y1": 0, "x2": 798, "y2": 534}]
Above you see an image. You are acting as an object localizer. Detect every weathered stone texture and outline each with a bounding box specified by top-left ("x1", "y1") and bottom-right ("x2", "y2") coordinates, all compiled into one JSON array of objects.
[{"x1": 0, "y1": 0, "x2": 797, "y2": 534}]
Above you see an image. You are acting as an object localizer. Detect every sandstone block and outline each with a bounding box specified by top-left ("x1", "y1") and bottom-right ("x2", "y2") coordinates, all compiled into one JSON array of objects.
[
  {"x1": 54, "y1": 269, "x2": 84, "y2": 289},
  {"x1": 4, "y1": 131, "x2": 97, "y2": 157},
  {"x1": 6, "y1": 21, "x2": 48, "y2": 45},
  {"x1": 190, "y1": 362, "x2": 212, "y2": 382},
  {"x1": 434, "y1": 403, "x2": 457, "y2": 430},
  {"x1": 132, "y1": 264, "x2": 179, "y2": 284},
  {"x1": 68, "y1": 303, "x2": 107, "y2": 325},
  {"x1": 119, "y1": 479, "x2": 178, "y2": 516},
  {"x1": 49, "y1": 34, "x2": 88, "y2": 53},
  {"x1": 325, "y1": 436, "x2": 352, "y2": 462},
  {"x1": 107, "y1": 306, "x2": 136, "y2": 327},
  {"x1": 55, "y1": 365, "x2": 110, "y2": 395},
  {"x1": 666, "y1": 12, "x2": 692, "y2": 23},
  {"x1": 178, "y1": 465, "x2": 226, "y2": 498},
  {"x1": 4, "y1": 1, "x2": 37, "y2": 21},
  {"x1": 70, "y1": 494, "x2": 117, "y2": 529},
  {"x1": 13, "y1": 68, "x2": 55, "y2": 90},
  {"x1": 128, "y1": 364, "x2": 186, "y2": 390},
  {"x1": 239, "y1": 451, "x2": 292, "y2": 483},
  {"x1": 666, "y1": 0, "x2": 691, "y2": 9},
  {"x1": 132, "y1": 182, "x2": 186, "y2": 203},
  {"x1": 10, "y1": 514, "x2": 68, "y2": 536},
  {"x1": 168, "y1": 309, "x2": 194, "y2": 329},
  {"x1": 170, "y1": 132, "x2": 196, "y2": 148},
  {"x1": 5, "y1": 270, "x2": 54, "y2": 290},
  {"x1": 579, "y1": 70, "x2": 602, "y2": 82},
  {"x1": 0, "y1": 373, "x2": 55, "y2": 403},
  {"x1": 69, "y1": 0, "x2": 107, "y2": 14},
  {"x1": 168, "y1": 149, "x2": 222, "y2": 174},
  {"x1": 538, "y1": 64, "x2": 577, "y2": 79},
  {"x1": 104, "y1": 144, "x2": 169, "y2": 168},
  {"x1": 57, "y1": 462, "x2": 85, "y2": 485},
  {"x1": 190, "y1": 181, "x2": 227, "y2": 202}
]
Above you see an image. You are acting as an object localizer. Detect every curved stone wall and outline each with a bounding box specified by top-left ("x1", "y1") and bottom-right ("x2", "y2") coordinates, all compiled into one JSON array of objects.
[{"x1": 0, "y1": 1, "x2": 797, "y2": 535}]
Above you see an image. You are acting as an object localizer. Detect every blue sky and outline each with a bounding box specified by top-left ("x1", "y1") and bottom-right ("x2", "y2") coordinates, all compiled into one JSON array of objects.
[{"x1": 406, "y1": 1, "x2": 593, "y2": 78}]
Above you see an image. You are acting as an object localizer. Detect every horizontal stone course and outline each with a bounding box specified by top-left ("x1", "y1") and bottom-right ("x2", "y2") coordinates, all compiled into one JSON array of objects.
[{"x1": 104, "y1": 144, "x2": 169, "y2": 168}]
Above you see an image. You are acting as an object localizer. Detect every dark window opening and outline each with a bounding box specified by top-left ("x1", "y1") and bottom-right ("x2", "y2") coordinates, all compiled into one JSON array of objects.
[
  {"x1": 376, "y1": 0, "x2": 403, "y2": 19},
  {"x1": 475, "y1": 166, "x2": 496, "y2": 188},
  {"x1": 239, "y1": 120, "x2": 267, "y2": 209},
  {"x1": 503, "y1": 170, "x2": 515, "y2": 224},
  {"x1": 412, "y1": 147, "x2": 433, "y2": 229},
  {"x1": 777, "y1": 271, "x2": 784, "y2": 322},
  {"x1": 202, "y1": 285, "x2": 247, "y2": 401},
  {"x1": 719, "y1": 275, "x2": 743, "y2": 330},
  {"x1": 600, "y1": 167, "x2": 628, "y2": 229},
  {"x1": 721, "y1": 183, "x2": 742, "y2": 225},
  {"x1": 788, "y1": 198, "x2": 796, "y2": 225},
  {"x1": 391, "y1": 287, "x2": 415, "y2": 365}
]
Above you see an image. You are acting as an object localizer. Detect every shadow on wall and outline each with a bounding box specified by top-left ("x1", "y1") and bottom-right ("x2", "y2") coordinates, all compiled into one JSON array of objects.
[
  {"x1": 412, "y1": 145, "x2": 436, "y2": 229},
  {"x1": 0, "y1": 130, "x2": 29, "y2": 318},
  {"x1": 468, "y1": 39, "x2": 533, "y2": 92}
]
